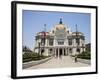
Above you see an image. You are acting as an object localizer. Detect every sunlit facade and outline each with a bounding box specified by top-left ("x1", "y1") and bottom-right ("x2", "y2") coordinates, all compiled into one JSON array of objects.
[{"x1": 34, "y1": 19, "x2": 85, "y2": 57}]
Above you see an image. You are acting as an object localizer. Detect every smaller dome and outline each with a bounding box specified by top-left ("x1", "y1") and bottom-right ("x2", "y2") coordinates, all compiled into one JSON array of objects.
[
  {"x1": 37, "y1": 32, "x2": 49, "y2": 36},
  {"x1": 72, "y1": 32, "x2": 83, "y2": 35}
]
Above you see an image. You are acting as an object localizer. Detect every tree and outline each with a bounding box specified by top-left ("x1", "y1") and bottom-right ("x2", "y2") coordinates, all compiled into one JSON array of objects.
[
  {"x1": 23, "y1": 46, "x2": 32, "y2": 52},
  {"x1": 85, "y1": 43, "x2": 91, "y2": 52}
]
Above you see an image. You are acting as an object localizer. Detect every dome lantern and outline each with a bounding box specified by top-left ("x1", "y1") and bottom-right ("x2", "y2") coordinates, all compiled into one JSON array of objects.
[{"x1": 59, "y1": 18, "x2": 63, "y2": 24}]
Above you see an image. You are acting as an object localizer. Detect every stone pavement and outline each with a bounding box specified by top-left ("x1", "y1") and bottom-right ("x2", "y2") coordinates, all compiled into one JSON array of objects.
[{"x1": 26, "y1": 56, "x2": 90, "y2": 69}]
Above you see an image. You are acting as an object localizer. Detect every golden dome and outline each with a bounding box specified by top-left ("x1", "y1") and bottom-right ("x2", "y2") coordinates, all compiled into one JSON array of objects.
[
  {"x1": 55, "y1": 24, "x2": 66, "y2": 30},
  {"x1": 55, "y1": 18, "x2": 67, "y2": 30}
]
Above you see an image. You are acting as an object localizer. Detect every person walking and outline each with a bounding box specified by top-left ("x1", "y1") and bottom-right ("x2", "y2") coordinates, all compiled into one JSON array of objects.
[{"x1": 75, "y1": 54, "x2": 78, "y2": 62}]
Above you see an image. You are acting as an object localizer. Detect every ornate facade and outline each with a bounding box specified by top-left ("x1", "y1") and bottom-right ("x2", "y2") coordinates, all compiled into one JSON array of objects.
[{"x1": 34, "y1": 19, "x2": 85, "y2": 57}]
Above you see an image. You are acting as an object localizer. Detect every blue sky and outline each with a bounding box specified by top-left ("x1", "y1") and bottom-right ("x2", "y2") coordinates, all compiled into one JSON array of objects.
[{"x1": 22, "y1": 10, "x2": 91, "y2": 50}]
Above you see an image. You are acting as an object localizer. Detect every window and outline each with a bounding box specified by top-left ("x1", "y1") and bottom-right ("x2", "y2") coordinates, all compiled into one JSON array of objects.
[
  {"x1": 49, "y1": 49, "x2": 52, "y2": 54},
  {"x1": 76, "y1": 38, "x2": 80, "y2": 45},
  {"x1": 67, "y1": 31, "x2": 69, "y2": 34},
  {"x1": 68, "y1": 39, "x2": 72, "y2": 45},
  {"x1": 49, "y1": 39, "x2": 53, "y2": 46},
  {"x1": 41, "y1": 38, "x2": 45, "y2": 46},
  {"x1": 52, "y1": 30, "x2": 54, "y2": 33},
  {"x1": 57, "y1": 39, "x2": 64, "y2": 45},
  {"x1": 69, "y1": 48, "x2": 72, "y2": 53},
  {"x1": 76, "y1": 48, "x2": 80, "y2": 52},
  {"x1": 58, "y1": 42, "x2": 64, "y2": 45},
  {"x1": 41, "y1": 49, "x2": 44, "y2": 53}
]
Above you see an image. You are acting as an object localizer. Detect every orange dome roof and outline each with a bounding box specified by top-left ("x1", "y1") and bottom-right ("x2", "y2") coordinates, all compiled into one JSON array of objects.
[{"x1": 55, "y1": 24, "x2": 66, "y2": 30}]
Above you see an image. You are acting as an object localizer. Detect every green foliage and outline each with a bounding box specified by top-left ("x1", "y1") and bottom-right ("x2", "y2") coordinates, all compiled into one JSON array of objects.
[
  {"x1": 23, "y1": 46, "x2": 32, "y2": 52},
  {"x1": 23, "y1": 52, "x2": 49, "y2": 63},
  {"x1": 23, "y1": 52, "x2": 32, "y2": 59},
  {"x1": 77, "y1": 51, "x2": 91, "y2": 60},
  {"x1": 85, "y1": 43, "x2": 91, "y2": 52}
]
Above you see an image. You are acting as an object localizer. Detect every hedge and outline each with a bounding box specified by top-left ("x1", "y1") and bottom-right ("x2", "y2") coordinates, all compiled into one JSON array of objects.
[
  {"x1": 77, "y1": 51, "x2": 91, "y2": 60},
  {"x1": 23, "y1": 52, "x2": 49, "y2": 63}
]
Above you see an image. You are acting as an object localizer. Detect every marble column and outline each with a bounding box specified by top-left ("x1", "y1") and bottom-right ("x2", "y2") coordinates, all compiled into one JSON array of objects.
[
  {"x1": 53, "y1": 38, "x2": 56, "y2": 46},
  {"x1": 79, "y1": 39, "x2": 81, "y2": 46},
  {"x1": 62, "y1": 48, "x2": 64, "y2": 56},
  {"x1": 66, "y1": 39, "x2": 68, "y2": 46},
  {"x1": 67, "y1": 48, "x2": 69, "y2": 55},
  {"x1": 58, "y1": 48, "x2": 59, "y2": 58},
  {"x1": 55, "y1": 48, "x2": 57, "y2": 57},
  {"x1": 45, "y1": 38, "x2": 47, "y2": 46},
  {"x1": 65, "y1": 48, "x2": 67, "y2": 55},
  {"x1": 73, "y1": 39, "x2": 76, "y2": 47},
  {"x1": 54, "y1": 48, "x2": 56, "y2": 57}
]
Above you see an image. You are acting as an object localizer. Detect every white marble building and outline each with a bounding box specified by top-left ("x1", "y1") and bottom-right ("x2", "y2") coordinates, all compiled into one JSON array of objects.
[{"x1": 34, "y1": 19, "x2": 85, "y2": 57}]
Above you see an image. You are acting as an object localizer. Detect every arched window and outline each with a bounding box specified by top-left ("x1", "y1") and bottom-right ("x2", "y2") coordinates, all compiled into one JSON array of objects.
[
  {"x1": 67, "y1": 31, "x2": 69, "y2": 34},
  {"x1": 41, "y1": 49, "x2": 44, "y2": 53},
  {"x1": 49, "y1": 49, "x2": 52, "y2": 54},
  {"x1": 69, "y1": 48, "x2": 72, "y2": 53},
  {"x1": 68, "y1": 39, "x2": 72, "y2": 45},
  {"x1": 76, "y1": 48, "x2": 80, "y2": 52},
  {"x1": 76, "y1": 38, "x2": 80, "y2": 45},
  {"x1": 41, "y1": 38, "x2": 45, "y2": 46},
  {"x1": 52, "y1": 30, "x2": 54, "y2": 33},
  {"x1": 49, "y1": 39, "x2": 53, "y2": 46}
]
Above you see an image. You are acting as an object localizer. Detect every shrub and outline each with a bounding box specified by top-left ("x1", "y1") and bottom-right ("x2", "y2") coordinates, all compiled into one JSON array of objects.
[
  {"x1": 23, "y1": 52, "x2": 49, "y2": 63},
  {"x1": 77, "y1": 51, "x2": 91, "y2": 60},
  {"x1": 23, "y1": 52, "x2": 32, "y2": 59}
]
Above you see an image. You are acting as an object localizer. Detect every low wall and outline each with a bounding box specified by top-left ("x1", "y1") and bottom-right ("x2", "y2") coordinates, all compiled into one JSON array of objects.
[
  {"x1": 23, "y1": 57, "x2": 52, "y2": 69},
  {"x1": 77, "y1": 58, "x2": 91, "y2": 65},
  {"x1": 71, "y1": 57, "x2": 91, "y2": 65}
]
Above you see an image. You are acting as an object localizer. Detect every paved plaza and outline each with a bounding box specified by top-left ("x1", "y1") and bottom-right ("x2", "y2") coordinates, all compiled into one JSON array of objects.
[{"x1": 26, "y1": 56, "x2": 90, "y2": 69}]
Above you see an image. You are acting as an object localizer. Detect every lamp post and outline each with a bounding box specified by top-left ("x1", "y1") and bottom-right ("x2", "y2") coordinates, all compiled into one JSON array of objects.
[
  {"x1": 75, "y1": 24, "x2": 78, "y2": 62},
  {"x1": 76, "y1": 24, "x2": 78, "y2": 53},
  {"x1": 38, "y1": 39, "x2": 41, "y2": 57},
  {"x1": 42, "y1": 24, "x2": 46, "y2": 56}
]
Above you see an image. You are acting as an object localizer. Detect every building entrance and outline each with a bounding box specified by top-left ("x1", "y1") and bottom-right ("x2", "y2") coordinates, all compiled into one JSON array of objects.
[
  {"x1": 59, "y1": 48, "x2": 62, "y2": 56},
  {"x1": 55, "y1": 48, "x2": 67, "y2": 57}
]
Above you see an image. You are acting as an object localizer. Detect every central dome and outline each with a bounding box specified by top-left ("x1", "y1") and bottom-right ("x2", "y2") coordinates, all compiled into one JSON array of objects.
[
  {"x1": 56, "y1": 24, "x2": 66, "y2": 30},
  {"x1": 55, "y1": 18, "x2": 66, "y2": 30}
]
